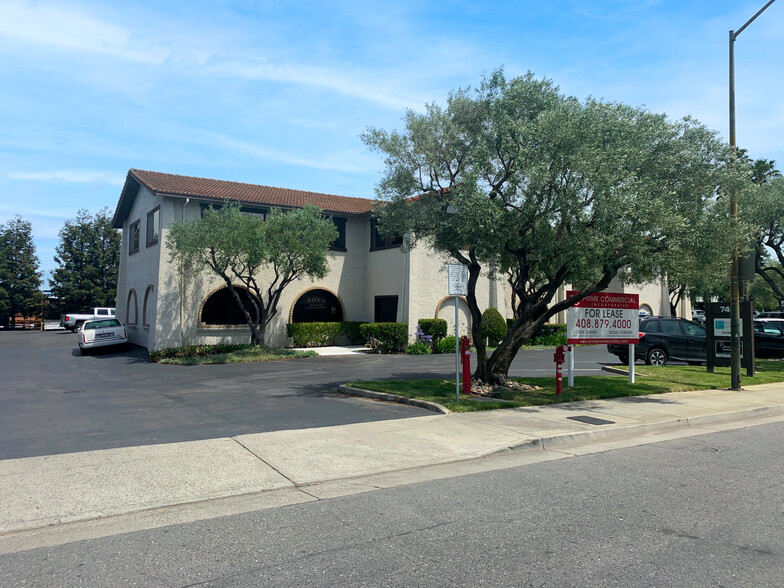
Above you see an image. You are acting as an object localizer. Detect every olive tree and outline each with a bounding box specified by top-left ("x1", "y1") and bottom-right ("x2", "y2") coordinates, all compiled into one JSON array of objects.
[
  {"x1": 364, "y1": 70, "x2": 743, "y2": 383},
  {"x1": 167, "y1": 203, "x2": 338, "y2": 345}
]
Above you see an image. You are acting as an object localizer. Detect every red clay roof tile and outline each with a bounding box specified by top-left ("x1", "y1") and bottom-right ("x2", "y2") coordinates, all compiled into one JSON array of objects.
[{"x1": 130, "y1": 169, "x2": 375, "y2": 215}]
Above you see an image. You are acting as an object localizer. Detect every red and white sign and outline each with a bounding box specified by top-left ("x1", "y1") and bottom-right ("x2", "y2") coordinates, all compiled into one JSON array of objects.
[{"x1": 566, "y1": 291, "x2": 640, "y2": 345}]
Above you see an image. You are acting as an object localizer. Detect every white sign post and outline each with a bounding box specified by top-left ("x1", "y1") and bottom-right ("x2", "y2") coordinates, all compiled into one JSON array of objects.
[{"x1": 448, "y1": 264, "x2": 468, "y2": 402}]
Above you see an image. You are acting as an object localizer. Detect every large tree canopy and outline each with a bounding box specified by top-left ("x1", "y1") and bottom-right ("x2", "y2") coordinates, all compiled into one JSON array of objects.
[
  {"x1": 167, "y1": 203, "x2": 338, "y2": 346},
  {"x1": 50, "y1": 208, "x2": 121, "y2": 312},
  {"x1": 0, "y1": 216, "x2": 42, "y2": 327},
  {"x1": 364, "y1": 70, "x2": 745, "y2": 382}
]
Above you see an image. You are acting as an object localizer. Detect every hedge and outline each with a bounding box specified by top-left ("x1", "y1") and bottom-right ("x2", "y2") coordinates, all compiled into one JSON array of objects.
[
  {"x1": 417, "y1": 318, "x2": 447, "y2": 342},
  {"x1": 286, "y1": 322, "x2": 342, "y2": 347},
  {"x1": 149, "y1": 343, "x2": 249, "y2": 362},
  {"x1": 359, "y1": 322, "x2": 409, "y2": 353}
]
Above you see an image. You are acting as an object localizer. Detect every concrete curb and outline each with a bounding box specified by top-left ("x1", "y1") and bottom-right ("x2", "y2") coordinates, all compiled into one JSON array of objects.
[{"x1": 337, "y1": 385, "x2": 451, "y2": 414}]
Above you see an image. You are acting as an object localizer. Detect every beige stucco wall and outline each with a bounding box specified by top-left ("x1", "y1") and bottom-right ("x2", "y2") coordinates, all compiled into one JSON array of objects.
[
  {"x1": 116, "y1": 185, "x2": 163, "y2": 349},
  {"x1": 407, "y1": 245, "x2": 511, "y2": 342}
]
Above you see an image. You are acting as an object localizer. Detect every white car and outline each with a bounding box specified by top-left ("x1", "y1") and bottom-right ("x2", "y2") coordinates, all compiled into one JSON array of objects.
[{"x1": 78, "y1": 318, "x2": 128, "y2": 353}]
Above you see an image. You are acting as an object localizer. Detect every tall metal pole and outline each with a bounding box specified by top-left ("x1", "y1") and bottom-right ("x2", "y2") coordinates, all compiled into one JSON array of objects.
[
  {"x1": 728, "y1": 0, "x2": 778, "y2": 391},
  {"x1": 729, "y1": 29, "x2": 742, "y2": 390}
]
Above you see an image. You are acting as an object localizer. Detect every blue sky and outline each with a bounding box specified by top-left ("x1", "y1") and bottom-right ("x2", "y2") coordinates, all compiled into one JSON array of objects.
[{"x1": 1, "y1": 0, "x2": 782, "y2": 284}]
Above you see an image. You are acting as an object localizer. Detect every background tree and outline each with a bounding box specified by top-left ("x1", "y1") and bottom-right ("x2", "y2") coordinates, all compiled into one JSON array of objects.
[
  {"x1": 0, "y1": 216, "x2": 42, "y2": 327},
  {"x1": 747, "y1": 267, "x2": 783, "y2": 310},
  {"x1": 167, "y1": 203, "x2": 338, "y2": 346},
  {"x1": 50, "y1": 208, "x2": 121, "y2": 312},
  {"x1": 364, "y1": 69, "x2": 744, "y2": 383},
  {"x1": 745, "y1": 177, "x2": 784, "y2": 306}
]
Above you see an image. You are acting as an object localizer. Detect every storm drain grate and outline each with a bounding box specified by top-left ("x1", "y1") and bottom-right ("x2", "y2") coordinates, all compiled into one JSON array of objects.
[{"x1": 567, "y1": 415, "x2": 615, "y2": 426}]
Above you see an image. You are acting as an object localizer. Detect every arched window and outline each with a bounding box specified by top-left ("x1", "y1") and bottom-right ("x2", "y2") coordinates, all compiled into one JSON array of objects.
[
  {"x1": 292, "y1": 289, "x2": 343, "y2": 323},
  {"x1": 126, "y1": 289, "x2": 138, "y2": 325},
  {"x1": 143, "y1": 285, "x2": 154, "y2": 327},
  {"x1": 201, "y1": 287, "x2": 259, "y2": 325}
]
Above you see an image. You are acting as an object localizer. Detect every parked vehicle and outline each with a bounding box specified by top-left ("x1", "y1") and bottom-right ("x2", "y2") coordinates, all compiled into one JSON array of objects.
[
  {"x1": 608, "y1": 316, "x2": 707, "y2": 366},
  {"x1": 691, "y1": 309, "x2": 706, "y2": 323},
  {"x1": 62, "y1": 307, "x2": 116, "y2": 332},
  {"x1": 609, "y1": 316, "x2": 784, "y2": 365},
  {"x1": 758, "y1": 311, "x2": 784, "y2": 319},
  {"x1": 753, "y1": 320, "x2": 784, "y2": 358},
  {"x1": 78, "y1": 318, "x2": 127, "y2": 354}
]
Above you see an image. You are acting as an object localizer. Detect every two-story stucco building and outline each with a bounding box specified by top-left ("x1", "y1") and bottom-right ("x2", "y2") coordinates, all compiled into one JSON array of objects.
[
  {"x1": 111, "y1": 169, "x2": 516, "y2": 351},
  {"x1": 111, "y1": 169, "x2": 688, "y2": 352}
]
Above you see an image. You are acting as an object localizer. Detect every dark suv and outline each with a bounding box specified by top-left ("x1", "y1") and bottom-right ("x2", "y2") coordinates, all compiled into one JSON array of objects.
[{"x1": 607, "y1": 317, "x2": 706, "y2": 366}]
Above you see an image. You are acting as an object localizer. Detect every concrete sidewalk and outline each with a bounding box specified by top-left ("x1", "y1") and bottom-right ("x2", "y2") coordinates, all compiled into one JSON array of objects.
[{"x1": 2, "y1": 383, "x2": 783, "y2": 552}]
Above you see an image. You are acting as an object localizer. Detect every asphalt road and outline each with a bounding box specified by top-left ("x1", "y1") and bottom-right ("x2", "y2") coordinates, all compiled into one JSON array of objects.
[
  {"x1": 1, "y1": 329, "x2": 619, "y2": 459},
  {"x1": 3, "y1": 421, "x2": 781, "y2": 586}
]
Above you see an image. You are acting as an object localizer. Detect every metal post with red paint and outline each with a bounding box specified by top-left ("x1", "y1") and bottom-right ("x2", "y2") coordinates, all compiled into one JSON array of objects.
[
  {"x1": 554, "y1": 344, "x2": 568, "y2": 396},
  {"x1": 460, "y1": 336, "x2": 472, "y2": 396}
]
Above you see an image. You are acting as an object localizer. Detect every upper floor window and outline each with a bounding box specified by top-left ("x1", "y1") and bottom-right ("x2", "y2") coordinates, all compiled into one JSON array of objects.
[
  {"x1": 329, "y1": 217, "x2": 347, "y2": 251},
  {"x1": 129, "y1": 220, "x2": 140, "y2": 254},
  {"x1": 370, "y1": 218, "x2": 403, "y2": 251},
  {"x1": 146, "y1": 207, "x2": 160, "y2": 247}
]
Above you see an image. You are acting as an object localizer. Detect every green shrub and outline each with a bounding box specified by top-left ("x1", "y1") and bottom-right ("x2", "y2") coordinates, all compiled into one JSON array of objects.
[
  {"x1": 527, "y1": 323, "x2": 567, "y2": 346},
  {"x1": 359, "y1": 322, "x2": 409, "y2": 353},
  {"x1": 149, "y1": 343, "x2": 250, "y2": 362},
  {"x1": 418, "y1": 318, "x2": 447, "y2": 342},
  {"x1": 437, "y1": 335, "x2": 457, "y2": 354},
  {"x1": 405, "y1": 341, "x2": 432, "y2": 355},
  {"x1": 286, "y1": 322, "x2": 341, "y2": 347},
  {"x1": 481, "y1": 308, "x2": 507, "y2": 346},
  {"x1": 339, "y1": 321, "x2": 365, "y2": 343}
]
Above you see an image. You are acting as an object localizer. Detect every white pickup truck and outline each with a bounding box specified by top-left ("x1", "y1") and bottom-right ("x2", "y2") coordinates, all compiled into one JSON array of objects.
[{"x1": 62, "y1": 307, "x2": 116, "y2": 332}]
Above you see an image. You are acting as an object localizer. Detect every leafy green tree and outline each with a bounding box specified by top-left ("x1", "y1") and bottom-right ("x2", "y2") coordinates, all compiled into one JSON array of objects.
[
  {"x1": 167, "y1": 203, "x2": 338, "y2": 345},
  {"x1": 50, "y1": 208, "x2": 120, "y2": 312},
  {"x1": 747, "y1": 267, "x2": 783, "y2": 310},
  {"x1": 0, "y1": 216, "x2": 42, "y2": 327},
  {"x1": 744, "y1": 177, "x2": 784, "y2": 305},
  {"x1": 736, "y1": 148, "x2": 781, "y2": 185},
  {"x1": 364, "y1": 69, "x2": 744, "y2": 383}
]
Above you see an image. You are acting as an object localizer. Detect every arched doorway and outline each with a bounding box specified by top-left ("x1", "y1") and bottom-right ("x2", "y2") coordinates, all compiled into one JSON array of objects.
[
  {"x1": 291, "y1": 289, "x2": 343, "y2": 323},
  {"x1": 435, "y1": 296, "x2": 471, "y2": 338},
  {"x1": 200, "y1": 287, "x2": 259, "y2": 325}
]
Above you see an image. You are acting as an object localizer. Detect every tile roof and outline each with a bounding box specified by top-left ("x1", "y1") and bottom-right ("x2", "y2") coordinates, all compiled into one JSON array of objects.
[{"x1": 128, "y1": 169, "x2": 375, "y2": 215}]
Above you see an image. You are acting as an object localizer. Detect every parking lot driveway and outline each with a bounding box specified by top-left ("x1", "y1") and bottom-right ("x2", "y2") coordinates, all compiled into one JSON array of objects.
[
  {"x1": 0, "y1": 331, "x2": 429, "y2": 460},
  {"x1": 1, "y1": 331, "x2": 618, "y2": 460}
]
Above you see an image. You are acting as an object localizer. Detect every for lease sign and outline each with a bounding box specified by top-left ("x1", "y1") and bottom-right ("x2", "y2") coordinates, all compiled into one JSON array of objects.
[{"x1": 566, "y1": 291, "x2": 640, "y2": 345}]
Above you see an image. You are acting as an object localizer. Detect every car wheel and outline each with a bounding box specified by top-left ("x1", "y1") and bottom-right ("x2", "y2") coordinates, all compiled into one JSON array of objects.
[
  {"x1": 74, "y1": 321, "x2": 83, "y2": 333},
  {"x1": 646, "y1": 348, "x2": 668, "y2": 366},
  {"x1": 617, "y1": 354, "x2": 629, "y2": 364}
]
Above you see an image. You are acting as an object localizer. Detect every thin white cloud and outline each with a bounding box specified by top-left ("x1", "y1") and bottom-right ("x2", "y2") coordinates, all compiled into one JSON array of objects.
[
  {"x1": 9, "y1": 170, "x2": 125, "y2": 185},
  {"x1": 0, "y1": 0, "x2": 167, "y2": 64},
  {"x1": 0, "y1": 1, "x2": 424, "y2": 111},
  {"x1": 209, "y1": 133, "x2": 373, "y2": 174}
]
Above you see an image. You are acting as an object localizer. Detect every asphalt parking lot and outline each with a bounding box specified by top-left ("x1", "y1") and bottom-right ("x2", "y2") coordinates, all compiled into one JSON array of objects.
[{"x1": 0, "y1": 329, "x2": 618, "y2": 460}]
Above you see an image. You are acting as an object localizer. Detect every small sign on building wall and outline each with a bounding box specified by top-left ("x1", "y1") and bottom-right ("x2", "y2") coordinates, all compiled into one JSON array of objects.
[{"x1": 448, "y1": 264, "x2": 468, "y2": 296}]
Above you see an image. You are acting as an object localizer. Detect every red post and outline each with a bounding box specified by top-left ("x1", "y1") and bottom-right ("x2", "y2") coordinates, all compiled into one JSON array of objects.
[
  {"x1": 553, "y1": 344, "x2": 567, "y2": 396},
  {"x1": 460, "y1": 336, "x2": 471, "y2": 395}
]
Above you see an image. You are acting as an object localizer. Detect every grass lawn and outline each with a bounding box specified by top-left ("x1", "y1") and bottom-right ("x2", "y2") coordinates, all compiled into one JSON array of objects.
[
  {"x1": 347, "y1": 360, "x2": 784, "y2": 413},
  {"x1": 151, "y1": 344, "x2": 318, "y2": 365}
]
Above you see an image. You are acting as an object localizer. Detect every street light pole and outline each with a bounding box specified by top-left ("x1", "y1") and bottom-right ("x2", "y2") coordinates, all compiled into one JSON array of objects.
[{"x1": 728, "y1": 0, "x2": 778, "y2": 391}]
